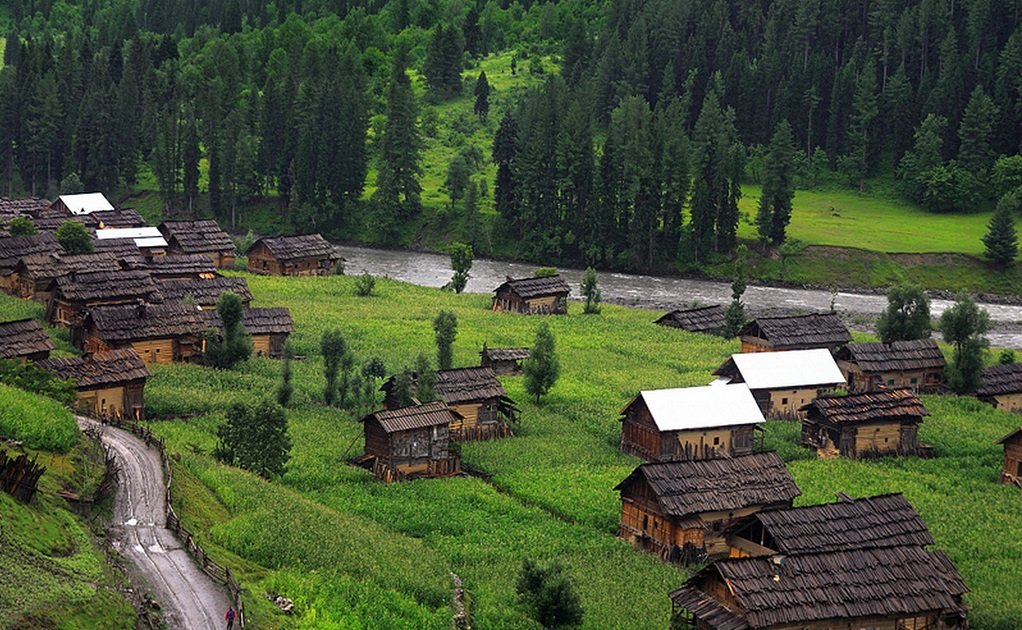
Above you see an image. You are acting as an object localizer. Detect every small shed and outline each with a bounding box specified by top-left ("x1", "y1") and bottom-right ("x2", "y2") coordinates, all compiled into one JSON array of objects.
[
  {"x1": 0, "y1": 233, "x2": 64, "y2": 293},
  {"x1": 158, "y1": 220, "x2": 236, "y2": 269},
  {"x1": 837, "y1": 338, "x2": 946, "y2": 393},
  {"x1": 96, "y1": 227, "x2": 168, "y2": 258},
  {"x1": 14, "y1": 252, "x2": 122, "y2": 300},
  {"x1": 0, "y1": 319, "x2": 54, "y2": 361},
  {"x1": 146, "y1": 255, "x2": 218, "y2": 282},
  {"x1": 977, "y1": 362, "x2": 1022, "y2": 412},
  {"x1": 669, "y1": 546, "x2": 969, "y2": 630},
  {"x1": 361, "y1": 401, "x2": 461, "y2": 480},
  {"x1": 738, "y1": 312, "x2": 852, "y2": 354},
  {"x1": 204, "y1": 307, "x2": 294, "y2": 358},
  {"x1": 800, "y1": 388, "x2": 930, "y2": 459},
  {"x1": 48, "y1": 269, "x2": 163, "y2": 327},
  {"x1": 245, "y1": 234, "x2": 338, "y2": 276},
  {"x1": 92, "y1": 209, "x2": 145, "y2": 229},
  {"x1": 480, "y1": 346, "x2": 529, "y2": 375},
  {"x1": 491, "y1": 275, "x2": 570, "y2": 314},
  {"x1": 51, "y1": 193, "x2": 114, "y2": 216},
  {"x1": 157, "y1": 277, "x2": 253, "y2": 309},
  {"x1": 36, "y1": 348, "x2": 151, "y2": 420},
  {"x1": 79, "y1": 302, "x2": 207, "y2": 363},
  {"x1": 997, "y1": 427, "x2": 1022, "y2": 488},
  {"x1": 619, "y1": 384, "x2": 765, "y2": 462},
  {"x1": 614, "y1": 452, "x2": 800, "y2": 563},
  {"x1": 654, "y1": 305, "x2": 727, "y2": 335},
  {"x1": 713, "y1": 348, "x2": 846, "y2": 419}
]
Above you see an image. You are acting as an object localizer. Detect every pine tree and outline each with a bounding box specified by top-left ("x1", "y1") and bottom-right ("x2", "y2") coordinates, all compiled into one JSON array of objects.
[
  {"x1": 433, "y1": 310, "x2": 458, "y2": 370},
  {"x1": 653, "y1": 96, "x2": 690, "y2": 260},
  {"x1": 493, "y1": 110, "x2": 519, "y2": 223},
  {"x1": 556, "y1": 98, "x2": 595, "y2": 261},
  {"x1": 690, "y1": 78, "x2": 742, "y2": 259},
  {"x1": 374, "y1": 47, "x2": 422, "y2": 235},
  {"x1": 448, "y1": 242, "x2": 473, "y2": 293},
  {"x1": 756, "y1": 120, "x2": 797, "y2": 245},
  {"x1": 524, "y1": 322, "x2": 560, "y2": 403},
  {"x1": 580, "y1": 267, "x2": 601, "y2": 314},
  {"x1": 463, "y1": 179, "x2": 481, "y2": 248},
  {"x1": 204, "y1": 292, "x2": 252, "y2": 369},
  {"x1": 474, "y1": 71, "x2": 490, "y2": 120},
  {"x1": 899, "y1": 114, "x2": 948, "y2": 200},
  {"x1": 843, "y1": 61, "x2": 878, "y2": 191},
  {"x1": 958, "y1": 85, "x2": 999, "y2": 178},
  {"x1": 983, "y1": 196, "x2": 1018, "y2": 266},
  {"x1": 24, "y1": 72, "x2": 61, "y2": 195},
  {"x1": 723, "y1": 245, "x2": 748, "y2": 338},
  {"x1": 181, "y1": 106, "x2": 201, "y2": 216},
  {"x1": 321, "y1": 329, "x2": 349, "y2": 406}
]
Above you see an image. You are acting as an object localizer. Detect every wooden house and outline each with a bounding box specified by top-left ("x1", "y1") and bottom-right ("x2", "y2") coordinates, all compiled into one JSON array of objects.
[
  {"x1": 713, "y1": 349, "x2": 846, "y2": 419},
  {"x1": 92, "y1": 209, "x2": 145, "y2": 229},
  {"x1": 78, "y1": 302, "x2": 207, "y2": 364},
  {"x1": 491, "y1": 275, "x2": 570, "y2": 314},
  {"x1": 158, "y1": 220, "x2": 236, "y2": 269},
  {"x1": 51, "y1": 192, "x2": 114, "y2": 216},
  {"x1": 95, "y1": 227, "x2": 168, "y2": 258},
  {"x1": 203, "y1": 307, "x2": 294, "y2": 358},
  {"x1": 157, "y1": 277, "x2": 253, "y2": 309},
  {"x1": 91, "y1": 237, "x2": 146, "y2": 266},
  {"x1": 27, "y1": 208, "x2": 98, "y2": 234},
  {"x1": 48, "y1": 269, "x2": 162, "y2": 328},
  {"x1": 977, "y1": 362, "x2": 1022, "y2": 412},
  {"x1": 14, "y1": 253, "x2": 122, "y2": 301},
  {"x1": 0, "y1": 233, "x2": 64, "y2": 293},
  {"x1": 727, "y1": 493, "x2": 935, "y2": 559},
  {"x1": 480, "y1": 346, "x2": 529, "y2": 375},
  {"x1": 738, "y1": 312, "x2": 852, "y2": 354},
  {"x1": 36, "y1": 348, "x2": 151, "y2": 420},
  {"x1": 669, "y1": 545, "x2": 968, "y2": 629},
  {"x1": 245, "y1": 234, "x2": 338, "y2": 276},
  {"x1": 0, "y1": 197, "x2": 51, "y2": 215},
  {"x1": 615, "y1": 452, "x2": 800, "y2": 563},
  {"x1": 837, "y1": 338, "x2": 946, "y2": 393},
  {"x1": 654, "y1": 305, "x2": 727, "y2": 335},
  {"x1": 619, "y1": 384, "x2": 765, "y2": 462},
  {"x1": 146, "y1": 255, "x2": 218, "y2": 282},
  {"x1": 997, "y1": 427, "x2": 1022, "y2": 488},
  {"x1": 0, "y1": 319, "x2": 53, "y2": 361},
  {"x1": 800, "y1": 388, "x2": 931, "y2": 459},
  {"x1": 361, "y1": 401, "x2": 461, "y2": 480}
]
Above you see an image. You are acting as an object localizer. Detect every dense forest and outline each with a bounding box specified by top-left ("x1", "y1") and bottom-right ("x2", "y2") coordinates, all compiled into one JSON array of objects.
[{"x1": 3, "y1": 0, "x2": 1022, "y2": 270}]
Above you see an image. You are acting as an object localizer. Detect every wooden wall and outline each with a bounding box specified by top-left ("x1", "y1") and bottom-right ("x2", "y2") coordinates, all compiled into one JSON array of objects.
[
  {"x1": 1003, "y1": 434, "x2": 1022, "y2": 487},
  {"x1": 492, "y1": 290, "x2": 567, "y2": 315},
  {"x1": 77, "y1": 385, "x2": 127, "y2": 417},
  {"x1": 764, "y1": 387, "x2": 835, "y2": 419},
  {"x1": 840, "y1": 362, "x2": 943, "y2": 393},
  {"x1": 992, "y1": 393, "x2": 1022, "y2": 413},
  {"x1": 132, "y1": 339, "x2": 175, "y2": 364},
  {"x1": 620, "y1": 399, "x2": 661, "y2": 460}
]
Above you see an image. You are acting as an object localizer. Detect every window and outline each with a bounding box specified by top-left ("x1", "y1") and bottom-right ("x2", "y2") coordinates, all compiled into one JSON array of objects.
[
  {"x1": 781, "y1": 397, "x2": 788, "y2": 405},
  {"x1": 910, "y1": 377, "x2": 918, "y2": 384},
  {"x1": 713, "y1": 436, "x2": 720, "y2": 446},
  {"x1": 887, "y1": 379, "x2": 895, "y2": 385}
]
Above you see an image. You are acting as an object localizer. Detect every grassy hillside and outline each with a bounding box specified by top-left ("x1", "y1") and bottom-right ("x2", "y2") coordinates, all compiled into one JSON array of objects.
[
  {"x1": 0, "y1": 382, "x2": 79, "y2": 451},
  {"x1": 128, "y1": 272, "x2": 1022, "y2": 629}
]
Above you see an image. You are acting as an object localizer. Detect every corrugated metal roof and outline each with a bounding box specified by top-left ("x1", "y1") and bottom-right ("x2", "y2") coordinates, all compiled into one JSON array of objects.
[
  {"x1": 57, "y1": 192, "x2": 114, "y2": 215},
  {"x1": 633, "y1": 384, "x2": 764, "y2": 431},
  {"x1": 722, "y1": 349, "x2": 846, "y2": 390},
  {"x1": 96, "y1": 227, "x2": 168, "y2": 248}
]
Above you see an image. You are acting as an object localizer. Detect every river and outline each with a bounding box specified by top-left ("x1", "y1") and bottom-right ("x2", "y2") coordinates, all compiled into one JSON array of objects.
[{"x1": 336, "y1": 244, "x2": 1022, "y2": 349}]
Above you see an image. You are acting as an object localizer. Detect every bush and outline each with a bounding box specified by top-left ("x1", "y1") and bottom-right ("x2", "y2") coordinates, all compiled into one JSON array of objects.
[
  {"x1": 203, "y1": 293, "x2": 252, "y2": 369},
  {"x1": 55, "y1": 221, "x2": 94, "y2": 254},
  {"x1": 213, "y1": 399, "x2": 291, "y2": 478},
  {"x1": 0, "y1": 359, "x2": 77, "y2": 406},
  {"x1": 354, "y1": 272, "x2": 376, "y2": 297},
  {"x1": 516, "y1": 559, "x2": 583, "y2": 628}
]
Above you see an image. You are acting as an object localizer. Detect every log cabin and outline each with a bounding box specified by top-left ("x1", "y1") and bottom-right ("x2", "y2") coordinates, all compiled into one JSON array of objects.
[
  {"x1": 146, "y1": 255, "x2": 219, "y2": 282},
  {"x1": 619, "y1": 384, "x2": 765, "y2": 462},
  {"x1": 203, "y1": 307, "x2": 294, "y2": 358},
  {"x1": 837, "y1": 338, "x2": 946, "y2": 393},
  {"x1": 669, "y1": 545, "x2": 969, "y2": 630},
  {"x1": 0, "y1": 233, "x2": 64, "y2": 293},
  {"x1": 36, "y1": 348, "x2": 151, "y2": 420},
  {"x1": 77, "y1": 302, "x2": 206, "y2": 364},
  {"x1": 800, "y1": 388, "x2": 931, "y2": 459},
  {"x1": 712, "y1": 349, "x2": 846, "y2": 419},
  {"x1": 491, "y1": 275, "x2": 570, "y2": 314},
  {"x1": 654, "y1": 305, "x2": 727, "y2": 335},
  {"x1": 157, "y1": 276, "x2": 253, "y2": 309},
  {"x1": 738, "y1": 312, "x2": 852, "y2": 354},
  {"x1": 361, "y1": 401, "x2": 461, "y2": 480},
  {"x1": 47, "y1": 269, "x2": 163, "y2": 328},
  {"x1": 479, "y1": 346, "x2": 529, "y2": 375},
  {"x1": 95, "y1": 227, "x2": 168, "y2": 259},
  {"x1": 614, "y1": 452, "x2": 800, "y2": 564},
  {"x1": 50, "y1": 192, "x2": 114, "y2": 216},
  {"x1": 0, "y1": 319, "x2": 53, "y2": 361},
  {"x1": 14, "y1": 253, "x2": 123, "y2": 301},
  {"x1": 91, "y1": 209, "x2": 145, "y2": 229},
  {"x1": 158, "y1": 220, "x2": 236, "y2": 269},
  {"x1": 997, "y1": 427, "x2": 1022, "y2": 488},
  {"x1": 976, "y1": 362, "x2": 1022, "y2": 412},
  {"x1": 245, "y1": 234, "x2": 338, "y2": 276}
]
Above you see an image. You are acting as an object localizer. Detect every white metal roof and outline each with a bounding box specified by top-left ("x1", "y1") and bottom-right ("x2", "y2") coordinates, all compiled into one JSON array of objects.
[
  {"x1": 58, "y1": 193, "x2": 114, "y2": 215},
  {"x1": 638, "y1": 383, "x2": 765, "y2": 431},
  {"x1": 727, "y1": 348, "x2": 846, "y2": 390},
  {"x1": 96, "y1": 227, "x2": 168, "y2": 248}
]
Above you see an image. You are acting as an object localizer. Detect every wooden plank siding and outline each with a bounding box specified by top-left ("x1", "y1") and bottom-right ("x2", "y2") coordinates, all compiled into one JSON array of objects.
[
  {"x1": 1002, "y1": 434, "x2": 1022, "y2": 487},
  {"x1": 764, "y1": 387, "x2": 835, "y2": 419},
  {"x1": 621, "y1": 397, "x2": 759, "y2": 461},
  {"x1": 840, "y1": 361, "x2": 944, "y2": 393}
]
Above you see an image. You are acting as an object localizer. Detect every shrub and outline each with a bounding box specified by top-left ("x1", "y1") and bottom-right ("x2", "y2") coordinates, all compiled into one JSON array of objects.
[
  {"x1": 354, "y1": 272, "x2": 376, "y2": 297},
  {"x1": 204, "y1": 293, "x2": 252, "y2": 369},
  {"x1": 524, "y1": 322, "x2": 559, "y2": 403},
  {"x1": 55, "y1": 221, "x2": 94, "y2": 254},
  {"x1": 516, "y1": 559, "x2": 583, "y2": 628},
  {"x1": 213, "y1": 399, "x2": 291, "y2": 478},
  {"x1": 0, "y1": 359, "x2": 76, "y2": 406}
]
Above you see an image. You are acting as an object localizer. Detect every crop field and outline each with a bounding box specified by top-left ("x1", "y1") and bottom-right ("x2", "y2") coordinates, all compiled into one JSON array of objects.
[
  {"x1": 0, "y1": 382, "x2": 79, "y2": 451},
  {"x1": 128, "y1": 272, "x2": 1022, "y2": 629}
]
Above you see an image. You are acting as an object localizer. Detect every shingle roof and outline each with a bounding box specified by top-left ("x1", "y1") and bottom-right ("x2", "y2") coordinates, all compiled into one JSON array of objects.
[
  {"x1": 614, "y1": 452, "x2": 800, "y2": 518},
  {"x1": 750, "y1": 494, "x2": 934, "y2": 554},
  {"x1": 0, "y1": 197, "x2": 51, "y2": 214},
  {"x1": 30, "y1": 209, "x2": 99, "y2": 233},
  {"x1": 146, "y1": 254, "x2": 218, "y2": 278},
  {"x1": 365, "y1": 401, "x2": 458, "y2": 433},
  {"x1": 740, "y1": 313, "x2": 852, "y2": 348},
  {"x1": 92, "y1": 209, "x2": 146, "y2": 228},
  {"x1": 997, "y1": 427, "x2": 1022, "y2": 445},
  {"x1": 158, "y1": 220, "x2": 235, "y2": 253},
  {"x1": 713, "y1": 349, "x2": 846, "y2": 390},
  {"x1": 655, "y1": 305, "x2": 727, "y2": 333},
  {"x1": 481, "y1": 347, "x2": 530, "y2": 362},
  {"x1": 625, "y1": 384, "x2": 765, "y2": 432},
  {"x1": 202, "y1": 307, "x2": 294, "y2": 335},
  {"x1": 247, "y1": 234, "x2": 336, "y2": 261},
  {"x1": 16, "y1": 252, "x2": 123, "y2": 282},
  {"x1": 802, "y1": 388, "x2": 929, "y2": 424},
  {"x1": 493, "y1": 275, "x2": 571, "y2": 299},
  {"x1": 0, "y1": 319, "x2": 54, "y2": 359},
  {"x1": 157, "y1": 277, "x2": 253, "y2": 306},
  {"x1": 435, "y1": 367, "x2": 507, "y2": 404},
  {"x1": 36, "y1": 348, "x2": 151, "y2": 388},
  {"x1": 0, "y1": 233, "x2": 63, "y2": 269},
  {"x1": 838, "y1": 339, "x2": 946, "y2": 373},
  {"x1": 86, "y1": 303, "x2": 207, "y2": 342},
  {"x1": 91, "y1": 237, "x2": 145, "y2": 262},
  {"x1": 668, "y1": 588, "x2": 750, "y2": 630},
  {"x1": 677, "y1": 546, "x2": 968, "y2": 627},
  {"x1": 977, "y1": 362, "x2": 1022, "y2": 397},
  {"x1": 53, "y1": 269, "x2": 162, "y2": 303}
]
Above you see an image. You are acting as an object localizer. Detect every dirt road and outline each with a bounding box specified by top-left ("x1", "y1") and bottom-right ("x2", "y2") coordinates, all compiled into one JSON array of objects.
[{"x1": 80, "y1": 417, "x2": 231, "y2": 629}]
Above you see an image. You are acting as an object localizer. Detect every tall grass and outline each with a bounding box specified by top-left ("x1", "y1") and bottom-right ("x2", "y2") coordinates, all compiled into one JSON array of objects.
[{"x1": 0, "y1": 382, "x2": 78, "y2": 451}]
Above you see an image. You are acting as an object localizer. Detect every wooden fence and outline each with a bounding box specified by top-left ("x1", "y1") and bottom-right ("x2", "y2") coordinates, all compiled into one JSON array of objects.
[
  {"x1": 94, "y1": 415, "x2": 246, "y2": 628},
  {"x1": 0, "y1": 450, "x2": 45, "y2": 502},
  {"x1": 452, "y1": 424, "x2": 514, "y2": 442}
]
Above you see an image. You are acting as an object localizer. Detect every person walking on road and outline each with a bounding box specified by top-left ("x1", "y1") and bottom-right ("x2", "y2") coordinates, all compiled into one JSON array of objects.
[{"x1": 225, "y1": 606, "x2": 236, "y2": 629}]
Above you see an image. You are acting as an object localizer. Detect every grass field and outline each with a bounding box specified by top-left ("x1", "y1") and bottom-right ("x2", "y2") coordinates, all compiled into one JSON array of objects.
[{"x1": 53, "y1": 271, "x2": 1012, "y2": 629}]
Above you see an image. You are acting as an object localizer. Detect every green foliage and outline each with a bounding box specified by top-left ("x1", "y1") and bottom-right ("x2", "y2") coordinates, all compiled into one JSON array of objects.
[
  {"x1": 524, "y1": 322, "x2": 559, "y2": 403},
  {"x1": 723, "y1": 245, "x2": 748, "y2": 338},
  {"x1": 276, "y1": 344, "x2": 294, "y2": 408},
  {"x1": 321, "y1": 330, "x2": 351, "y2": 407},
  {"x1": 534, "y1": 267, "x2": 558, "y2": 278},
  {"x1": 0, "y1": 382, "x2": 78, "y2": 452},
  {"x1": 354, "y1": 271, "x2": 376, "y2": 297},
  {"x1": 213, "y1": 399, "x2": 290, "y2": 479},
  {"x1": 54, "y1": 221, "x2": 93, "y2": 254},
  {"x1": 983, "y1": 198, "x2": 1018, "y2": 265},
  {"x1": 756, "y1": 120, "x2": 797, "y2": 245},
  {"x1": 690, "y1": 75, "x2": 742, "y2": 259},
  {"x1": 474, "y1": 71, "x2": 490, "y2": 120},
  {"x1": 957, "y1": 86, "x2": 998, "y2": 178},
  {"x1": 877, "y1": 283, "x2": 932, "y2": 342},
  {"x1": 940, "y1": 294, "x2": 990, "y2": 394},
  {"x1": 998, "y1": 349, "x2": 1016, "y2": 365},
  {"x1": 580, "y1": 267, "x2": 601, "y2": 314},
  {"x1": 389, "y1": 371, "x2": 416, "y2": 408},
  {"x1": 433, "y1": 310, "x2": 458, "y2": 371},
  {"x1": 516, "y1": 558, "x2": 584, "y2": 628},
  {"x1": 0, "y1": 358, "x2": 76, "y2": 406},
  {"x1": 448, "y1": 241, "x2": 473, "y2": 294},
  {"x1": 423, "y1": 23, "x2": 464, "y2": 100},
  {"x1": 8, "y1": 216, "x2": 37, "y2": 236},
  {"x1": 203, "y1": 293, "x2": 252, "y2": 369},
  {"x1": 414, "y1": 353, "x2": 437, "y2": 403}
]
